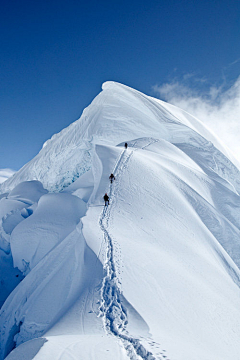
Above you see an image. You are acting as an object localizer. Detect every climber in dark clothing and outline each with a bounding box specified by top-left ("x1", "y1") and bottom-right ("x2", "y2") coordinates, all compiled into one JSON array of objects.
[
  {"x1": 109, "y1": 173, "x2": 115, "y2": 183},
  {"x1": 103, "y1": 193, "x2": 109, "y2": 206},
  {"x1": 125, "y1": 142, "x2": 128, "y2": 149}
]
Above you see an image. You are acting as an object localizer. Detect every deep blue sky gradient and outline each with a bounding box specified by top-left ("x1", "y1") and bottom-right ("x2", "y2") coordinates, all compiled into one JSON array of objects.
[{"x1": 1, "y1": 0, "x2": 240, "y2": 169}]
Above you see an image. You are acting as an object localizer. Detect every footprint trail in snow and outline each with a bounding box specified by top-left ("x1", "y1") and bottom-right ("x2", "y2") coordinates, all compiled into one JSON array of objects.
[{"x1": 98, "y1": 146, "x2": 165, "y2": 360}]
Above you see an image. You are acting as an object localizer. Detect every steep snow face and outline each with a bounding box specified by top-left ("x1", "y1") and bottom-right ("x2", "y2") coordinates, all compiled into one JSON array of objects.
[
  {"x1": 1, "y1": 81, "x2": 240, "y2": 193},
  {"x1": 82, "y1": 142, "x2": 240, "y2": 360},
  {"x1": 0, "y1": 182, "x2": 47, "y2": 311},
  {"x1": 1, "y1": 82, "x2": 240, "y2": 360},
  {"x1": 11, "y1": 193, "x2": 87, "y2": 274}
]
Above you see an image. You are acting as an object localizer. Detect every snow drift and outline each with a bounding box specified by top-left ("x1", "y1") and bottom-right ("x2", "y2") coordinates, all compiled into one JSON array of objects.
[{"x1": 1, "y1": 82, "x2": 240, "y2": 360}]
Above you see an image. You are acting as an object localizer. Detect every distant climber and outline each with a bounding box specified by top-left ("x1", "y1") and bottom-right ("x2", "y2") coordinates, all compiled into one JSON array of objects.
[
  {"x1": 104, "y1": 193, "x2": 109, "y2": 206},
  {"x1": 109, "y1": 173, "x2": 115, "y2": 183},
  {"x1": 125, "y1": 142, "x2": 128, "y2": 149}
]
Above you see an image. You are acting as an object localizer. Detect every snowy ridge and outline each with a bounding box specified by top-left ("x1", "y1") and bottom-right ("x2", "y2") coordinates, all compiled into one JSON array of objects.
[
  {"x1": 98, "y1": 140, "x2": 169, "y2": 360},
  {"x1": 99, "y1": 148, "x2": 157, "y2": 360},
  {"x1": 1, "y1": 81, "x2": 240, "y2": 194},
  {"x1": 1, "y1": 82, "x2": 240, "y2": 359}
]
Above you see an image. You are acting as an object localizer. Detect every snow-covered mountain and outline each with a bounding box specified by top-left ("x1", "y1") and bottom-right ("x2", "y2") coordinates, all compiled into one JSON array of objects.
[{"x1": 1, "y1": 81, "x2": 240, "y2": 360}]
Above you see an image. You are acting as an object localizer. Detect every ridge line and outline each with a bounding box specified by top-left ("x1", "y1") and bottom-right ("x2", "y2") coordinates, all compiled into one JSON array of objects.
[{"x1": 98, "y1": 144, "x2": 161, "y2": 360}]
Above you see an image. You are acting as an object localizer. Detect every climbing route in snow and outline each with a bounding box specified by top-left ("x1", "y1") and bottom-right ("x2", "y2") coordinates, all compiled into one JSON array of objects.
[
  {"x1": 98, "y1": 144, "x2": 163, "y2": 360},
  {"x1": 2, "y1": 81, "x2": 240, "y2": 360}
]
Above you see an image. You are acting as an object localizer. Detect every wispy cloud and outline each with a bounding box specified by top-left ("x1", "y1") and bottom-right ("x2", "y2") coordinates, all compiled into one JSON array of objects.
[
  {"x1": 0, "y1": 169, "x2": 15, "y2": 184},
  {"x1": 229, "y1": 58, "x2": 240, "y2": 67},
  {"x1": 153, "y1": 75, "x2": 240, "y2": 162}
]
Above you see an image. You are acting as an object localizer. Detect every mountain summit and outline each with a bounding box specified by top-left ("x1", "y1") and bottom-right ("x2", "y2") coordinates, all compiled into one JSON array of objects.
[
  {"x1": 1, "y1": 82, "x2": 240, "y2": 360},
  {"x1": 1, "y1": 81, "x2": 239, "y2": 193}
]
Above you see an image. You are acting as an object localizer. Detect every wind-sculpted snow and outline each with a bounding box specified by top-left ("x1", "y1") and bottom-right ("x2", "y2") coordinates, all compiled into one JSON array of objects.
[
  {"x1": 1, "y1": 82, "x2": 240, "y2": 359},
  {"x1": 0, "y1": 222, "x2": 103, "y2": 359},
  {"x1": 11, "y1": 193, "x2": 86, "y2": 274},
  {"x1": 1, "y1": 81, "x2": 240, "y2": 194},
  {"x1": 0, "y1": 181, "x2": 47, "y2": 309}
]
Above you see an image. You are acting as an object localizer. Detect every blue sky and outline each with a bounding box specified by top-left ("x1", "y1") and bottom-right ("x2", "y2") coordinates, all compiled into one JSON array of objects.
[{"x1": 1, "y1": 0, "x2": 240, "y2": 170}]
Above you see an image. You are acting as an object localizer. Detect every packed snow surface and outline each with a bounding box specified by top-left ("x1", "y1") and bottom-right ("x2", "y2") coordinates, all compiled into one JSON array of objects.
[{"x1": 1, "y1": 82, "x2": 240, "y2": 360}]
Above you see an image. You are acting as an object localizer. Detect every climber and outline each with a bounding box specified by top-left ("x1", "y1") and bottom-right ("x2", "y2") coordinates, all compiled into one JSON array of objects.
[
  {"x1": 109, "y1": 173, "x2": 115, "y2": 183},
  {"x1": 103, "y1": 193, "x2": 109, "y2": 206},
  {"x1": 125, "y1": 142, "x2": 128, "y2": 149}
]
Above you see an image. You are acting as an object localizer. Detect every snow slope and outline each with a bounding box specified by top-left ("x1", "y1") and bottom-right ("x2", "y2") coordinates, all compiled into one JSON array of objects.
[
  {"x1": 1, "y1": 82, "x2": 240, "y2": 360},
  {"x1": 1, "y1": 81, "x2": 240, "y2": 193},
  {"x1": 0, "y1": 181, "x2": 47, "y2": 309}
]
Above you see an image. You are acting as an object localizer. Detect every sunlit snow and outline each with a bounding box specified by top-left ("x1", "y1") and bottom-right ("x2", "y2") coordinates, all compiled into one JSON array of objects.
[{"x1": 1, "y1": 82, "x2": 240, "y2": 360}]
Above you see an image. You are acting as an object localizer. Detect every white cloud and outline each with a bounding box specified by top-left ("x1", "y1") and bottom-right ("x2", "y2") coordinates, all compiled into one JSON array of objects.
[
  {"x1": 153, "y1": 76, "x2": 240, "y2": 162},
  {"x1": 0, "y1": 169, "x2": 15, "y2": 184}
]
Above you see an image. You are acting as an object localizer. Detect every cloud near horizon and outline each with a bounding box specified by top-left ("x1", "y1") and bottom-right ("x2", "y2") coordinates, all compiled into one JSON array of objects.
[
  {"x1": 0, "y1": 169, "x2": 15, "y2": 184},
  {"x1": 153, "y1": 76, "x2": 240, "y2": 162}
]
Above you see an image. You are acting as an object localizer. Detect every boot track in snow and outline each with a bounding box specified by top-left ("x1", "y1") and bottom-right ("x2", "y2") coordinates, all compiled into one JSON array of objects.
[{"x1": 98, "y1": 144, "x2": 165, "y2": 360}]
